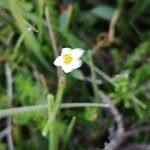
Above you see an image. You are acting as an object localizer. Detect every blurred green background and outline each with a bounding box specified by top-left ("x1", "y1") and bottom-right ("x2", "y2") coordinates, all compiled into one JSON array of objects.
[{"x1": 0, "y1": 0, "x2": 150, "y2": 149}]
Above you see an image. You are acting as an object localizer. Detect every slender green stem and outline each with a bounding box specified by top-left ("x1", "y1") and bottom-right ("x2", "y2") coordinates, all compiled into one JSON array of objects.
[
  {"x1": 62, "y1": 103, "x2": 108, "y2": 108},
  {"x1": 11, "y1": 31, "x2": 28, "y2": 61},
  {"x1": 88, "y1": 51, "x2": 99, "y2": 102},
  {"x1": 42, "y1": 77, "x2": 65, "y2": 137},
  {"x1": 47, "y1": 95, "x2": 57, "y2": 150},
  {"x1": 53, "y1": 76, "x2": 65, "y2": 115},
  {"x1": 0, "y1": 103, "x2": 109, "y2": 119},
  {"x1": 62, "y1": 116, "x2": 76, "y2": 150},
  {"x1": 37, "y1": 0, "x2": 45, "y2": 41},
  {"x1": 95, "y1": 66, "x2": 114, "y2": 85},
  {"x1": 42, "y1": 75, "x2": 66, "y2": 150},
  {"x1": 84, "y1": 54, "x2": 114, "y2": 86},
  {"x1": 132, "y1": 96, "x2": 146, "y2": 109},
  {"x1": 49, "y1": 124, "x2": 56, "y2": 150},
  {"x1": 43, "y1": 76, "x2": 64, "y2": 150}
]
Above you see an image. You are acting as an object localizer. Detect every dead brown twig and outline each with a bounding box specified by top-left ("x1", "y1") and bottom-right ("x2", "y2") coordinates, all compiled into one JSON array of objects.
[
  {"x1": 92, "y1": 1, "x2": 123, "y2": 55},
  {"x1": 45, "y1": 6, "x2": 61, "y2": 80},
  {"x1": 124, "y1": 125, "x2": 150, "y2": 138},
  {"x1": 45, "y1": 6, "x2": 59, "y2": 58},
  {"x1": 108, "y1": 0, "x2": 124, "y2": 44},
  {"x1": 100, "y1": 91, "x2": 124, "y2": 150},
  {"x1": 100, "y1": 91, "x2": 150, "y2": 150},
  {"x1": 120, "y1": 143, "x2": 150, "y2": 150},
  {"x1": 108, "y1": 9, "x2": 120, "y2": 43},
  {"x1": 0, "y1": 127, "x2": 10, "y2": 139}
]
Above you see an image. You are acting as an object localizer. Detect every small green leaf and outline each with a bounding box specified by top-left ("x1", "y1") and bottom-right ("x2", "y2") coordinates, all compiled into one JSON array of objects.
[
  {"x1": 59, "y1": 11, "x2": 68, "y2": 29},
  {"x1": 71, "y1": 70, "x2": 84, "y2": 80},
  {"x1": 91, "y1": 5, "x2": 114, "y2": 20}
]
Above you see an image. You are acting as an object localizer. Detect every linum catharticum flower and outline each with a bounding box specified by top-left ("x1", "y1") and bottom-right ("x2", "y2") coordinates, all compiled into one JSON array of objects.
[{"x1": 54, "y1": 48, "x2": 85, "y2": 73}]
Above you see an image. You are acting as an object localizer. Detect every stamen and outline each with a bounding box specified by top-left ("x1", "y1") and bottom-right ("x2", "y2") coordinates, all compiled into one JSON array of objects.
[{"x1": 63, "y1": 54, "x2": 73, "y2": 64}]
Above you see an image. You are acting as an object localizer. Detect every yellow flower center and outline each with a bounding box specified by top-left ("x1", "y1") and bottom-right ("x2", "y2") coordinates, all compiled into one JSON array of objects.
[{"x1": 63, "y1": 54, "x2": 73, "y2": 64}]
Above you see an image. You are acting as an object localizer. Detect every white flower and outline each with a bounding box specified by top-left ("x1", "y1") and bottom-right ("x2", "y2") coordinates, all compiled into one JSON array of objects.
[{"x1": 54, "y1": 48, "x2": 85, "y2": 73}]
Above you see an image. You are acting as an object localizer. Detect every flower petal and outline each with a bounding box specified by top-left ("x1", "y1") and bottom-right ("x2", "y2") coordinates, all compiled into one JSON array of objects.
[
  {"x1": 54, "y1": 56, "x2": 62, "y2": 66},
  {"x1": 71, "y1": 59, "x2": 82, "y2": 69},
  {"x1": 61, "y1": 64, "x2": 74, "y2": 73},
  {"x1": 61, "y1": 48, "x2": 72, "y2": 55},
  {"x1": 71, "y1": 48, "x2": 85, "y2": 59}
]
